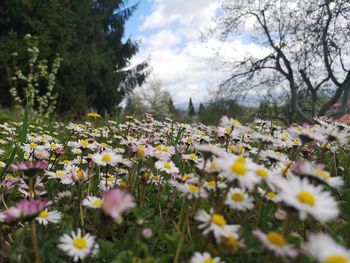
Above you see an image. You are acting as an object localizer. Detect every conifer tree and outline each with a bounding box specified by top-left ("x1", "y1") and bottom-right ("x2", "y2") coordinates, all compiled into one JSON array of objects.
[
  {"x1": 0, "y1": 0, "x2": 148, "y2": 114},
  {"x1": 188, "y1": 97, "x2": 196, "y2": 116}
]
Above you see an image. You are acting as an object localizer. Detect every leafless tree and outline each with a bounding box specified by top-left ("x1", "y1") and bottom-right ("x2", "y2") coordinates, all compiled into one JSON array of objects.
[{"x1": 213, "y1": 0, "x2": 350, "y2": 123}]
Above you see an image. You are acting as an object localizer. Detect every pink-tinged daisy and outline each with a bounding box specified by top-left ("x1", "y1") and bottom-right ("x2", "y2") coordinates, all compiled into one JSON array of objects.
[
  {"x1": 102, "y1": 189, "x2": 135, "y2": 220},
  {"x1": 303, "y1": 233, "x2": 350, "y2": 263},
  {"x1": 58, "y1": 229, "x2": 98, "y2": 262},
  {"x1": 10, "y1": 161, "x2": 48, "y2": 176},
  {"x1": 67, "y1": 166, "x2": 91, "y2": 183},
  {"x1": 4, "y1": 199, "x2": 49, "y2": 223},
  {"x1": 253, "y1": 230, "x2": 298, "y2": 258}
]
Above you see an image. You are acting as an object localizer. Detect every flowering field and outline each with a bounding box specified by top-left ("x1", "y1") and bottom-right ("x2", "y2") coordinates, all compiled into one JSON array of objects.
[{"x1": 1, "y1": 114, "x2": 350, "y2": 263}]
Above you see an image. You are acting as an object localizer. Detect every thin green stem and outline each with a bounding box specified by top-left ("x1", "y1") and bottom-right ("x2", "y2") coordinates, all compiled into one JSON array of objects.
[{"x1": 30, "y1": 220, "x2": 41, "y2": 263}]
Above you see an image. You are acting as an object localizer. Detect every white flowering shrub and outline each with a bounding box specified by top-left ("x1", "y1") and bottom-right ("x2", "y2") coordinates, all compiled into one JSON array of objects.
[{"x1": 9, "y1": 34, "x2": 62, "y2": 116}]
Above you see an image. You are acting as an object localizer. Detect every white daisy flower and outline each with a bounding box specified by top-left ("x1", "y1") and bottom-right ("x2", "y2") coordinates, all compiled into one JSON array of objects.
[
  {"x1": 176, "y1": 183, "x2": 208, "y2": 200},
  {"x1": 58, "y1": 229, "x2": 98, "y2": 262},
  {"x1": 36, "y1": 210, "x2": 61, "y2": 225},
  {"x1": 253, "y1": 229, "x2": 298, "y2": 258},
  {"x1": 194, "y1": 209, "x2": 240, "y2": 242},
  {"x1": 303, "y1": 233, "x2": 350, "y2": 263},
  {"x1": 216, "y1": 155, "x2": 260, "y2": 190},
  {"x1": 190, "y1": 251, "x2": 224, "y2": 263},
  {"x1": 91, "y1": 150, "x2": 124, "y2": 167},
  {"x1": 155, "y1": 160, "x2": 179, "y2": 174},
  {"x1": 203, "y1": 180, "x2": 226, "y2": 191},
  {"x1": 258, "y1": 188, "x2": 281, "y2": 203},
  {"x1": 83, "y1": 196, "x2": 103, "y2": 209},
  {"x1": 45, "y1": 170, "x2": 68, "y2": 180},
  {"x1": 292, "y1": 160, "x2": 343, "y2": 189},
  {"x1": 277, "y1": 177, "x2": 339, "y2": 223},
  {"x1": 225, "y1": 188, "x2": 254, "y2": 211}
]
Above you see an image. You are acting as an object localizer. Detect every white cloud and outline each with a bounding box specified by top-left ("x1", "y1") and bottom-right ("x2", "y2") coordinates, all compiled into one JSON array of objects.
[{"x1": 131, "y1": 0, "x2": 269, "y2": 105}]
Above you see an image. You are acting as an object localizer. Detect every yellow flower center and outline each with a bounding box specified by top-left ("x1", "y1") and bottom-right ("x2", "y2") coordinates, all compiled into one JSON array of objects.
[
  {"x1": 229, "y1": 145, "x2": 236, "y2": 152},
  {"x1": 102, "y1": 153, "x2": 112, "y2": 162},
  {"x1": 55, "y1": 171, "x2": 65, "y2": 177},
  {"x1": 266, "y1": 191, "x2": 277, "y2": 199},
  {"x1": 50, "y1": 143, "x2": 57, "y2": 149},
  {"x1": 188, "y1": 184, "x2": 199, "y2": 193},
  {"x1": 325, "y1": 255, "x2": 348, "y2": 263},
  {"x1": 101, "y1": 143, "x2": 108, "y2": 148},
  {"x1": 256, "y1": 168, "x2": 268, "y2": 178},
  {"x1": 232, "y1": 119, "x2": 241, "y2": 126},
  {"x1": 211, "y1": 214, "x2": 227, "y2": 226},
  {"x1": 30, "y1": 143, "x2": 38, "y2": 148},
  {"x1": 209, "y1": 160, "x2": 218, "y2": 171},
  {"x1": 182, "y1": 175, "x2": 190, "y2": 181},
  {"x1": 224, "y1": 235, "x2": 238, "y2": 249},
  {"x1": 281, "y1": 135, "x2": 287, "y2": 141},
  {"x1": 292, "y1": 140, "x2": 300, "y2": 145},
  {"x1": 203, "y1": 258, "x2": 215, "y2": 263},
  {"x1": 152, "y1": 176, "x2": 160, "y2": 181},
  {"x1": 315, "y1": 169, "x2": 330, "y2": 180},
  {"x1": 267, "y1": 231, "x2": 285, "y2": 247},
  {"x1": 231, "y1": 192, "x2": 244, "y2": 202},
  {"x1": 164, "y1": 163, "x2": 172, "y2": 169},
  {"x1": 208, "y1": 180, "x2": 216, "y2": 187},
  {"x1": 137, "y1": 145, "x2": 145, "y2": 158},
  {"x1": 73, "y1": 238, "x2": 87, "y2": 249},
  {"x1": 119, "y1": 182, "x2": 127, "y2": 188},
  {"x1": 38, "y1": 210, "x2": 48, "y2": 218},
  {"x1": 163, "y1": 147, "x2": 169, "y2": 152},
  {"x1": 225, "y1": 127, "x2": 232, "y2": 134},
  {"x1": 107, "y1": 176, "x2": 115, "y2": 182},
  {"x1": 297, "y1": 191, "x2": 316, "y2": 206},
  {"x1": 231, "y1": 158, "x2": 247, "y2": 176},
  {"x1": 76, "y1": 170, "x2": 84, "y2": 179},
  {"x1": 87, "y1": 113, "x2": 101, "y2": 118},
  {"x1": 80, "y1": 140, "x2": 89, "y2": 147},
  {"x1": 186, "y1": 137, "x2": 193, "y2": 143},
  {"x1": 92, "y1": 200, "x2": 102, "y2": 207},
  {"x1": 155, "y1": 145, "x2": 163, "y2": 151},
  {"x1": 190, "y1": 153, "x2": 197, "y2": 160},
  {"x1": 143, "y1": 172, "x2": 149, "y2": 179}
]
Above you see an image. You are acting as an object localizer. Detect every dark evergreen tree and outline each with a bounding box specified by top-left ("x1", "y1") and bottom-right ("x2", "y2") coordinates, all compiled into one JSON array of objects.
[
  {"x1": 0, "y1": 0, "x2": 148, "y2": 114},
  {"x1": 198, "y1": 103, "x2": 205, "y2": 116},
  {"x1": 187, "y1": 97, "x2": 196, "y2": 116}
]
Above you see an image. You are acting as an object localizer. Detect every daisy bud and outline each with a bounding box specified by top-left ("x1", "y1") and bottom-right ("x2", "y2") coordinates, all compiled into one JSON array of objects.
[{"x1": 142, "y1": 228, "x2": 153, "y2": 239}]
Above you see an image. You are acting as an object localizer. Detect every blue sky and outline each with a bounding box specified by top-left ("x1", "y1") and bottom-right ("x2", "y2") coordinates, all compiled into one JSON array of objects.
[
  {"x1": 124, "y1": 1, "x2": 151, "y2": 39},
  {"x1": 123, "y1": 1, "x2": 268, "y2": 106}
]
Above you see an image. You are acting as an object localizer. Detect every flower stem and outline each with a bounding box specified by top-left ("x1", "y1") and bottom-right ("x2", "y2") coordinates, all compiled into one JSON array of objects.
[{"x1": 30, "y1": 220, "x2": 41, "y2": 263}]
